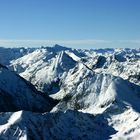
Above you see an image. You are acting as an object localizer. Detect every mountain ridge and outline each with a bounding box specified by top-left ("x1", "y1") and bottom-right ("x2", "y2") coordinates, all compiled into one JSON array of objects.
[{"x1": 0, "y1": 45, "x2": 140, "y2": 139}]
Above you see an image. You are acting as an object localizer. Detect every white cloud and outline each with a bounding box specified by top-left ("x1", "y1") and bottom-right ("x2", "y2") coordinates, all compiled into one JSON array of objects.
[
  {"x1": 0, "y1": 39, "x2": 112, "y2": 47},
  {"x1": 0, "y1": 39, "x2": 139, "y2": 48},
  {"x1": 118, "y1": 40, "x2": 140, "y2": 44}
]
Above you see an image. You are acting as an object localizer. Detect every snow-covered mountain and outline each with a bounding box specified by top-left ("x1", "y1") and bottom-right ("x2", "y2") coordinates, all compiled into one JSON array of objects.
[
  {"x1": 0, "y1": 45, "x2": 140, "y2": 139},
  {"x1": 10, "y1": 49, "x2": 77, "y2": 94},
  {"x1": 51, "y1": 63, "x2": 140, "y2": 139},
  {"x1": 0, "y1": 47, "x2": 35, "y2": 65},
  {"x1": 0, "y1": 63, "x2": 57, "y2": 112},
  {"x1": 8, "y1": 46, "x2": 140, "y2": 89},
  {"x1": 0, "y1": 110, "x2": 117, "y2": 140}
]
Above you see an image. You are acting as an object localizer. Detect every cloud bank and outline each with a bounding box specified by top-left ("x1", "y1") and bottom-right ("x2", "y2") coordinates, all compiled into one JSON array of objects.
[{"x1": 0, "y1": 39, "x2": 139, "y2": 48}]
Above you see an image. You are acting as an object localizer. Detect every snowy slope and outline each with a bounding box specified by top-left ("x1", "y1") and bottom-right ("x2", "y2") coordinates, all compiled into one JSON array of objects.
[
  {"x1": 0, "y1": 110, "x2": 116, "y2": 140},
  {"x1": 0, "y1": 65, "x2": 140, "y2": 139},
  {"x1": 0, "y1": 47, "x2": 35, "y2": 66},
  {"x1": 0, "y1": 64, "x2": 57, "y2": 112},
  {"x1": 9, "y1": 47, "x2": 140, "y2": 89},
  {"x1": 10, "y1": 47, "x2": 77, "y2": 94},
  {"x1": 0, "y1": 45, "x2": 140, "y2": 139},
  {"x1": 80, "y1": 48, "x2": 140, "y2": 86},
  {"x1": 51, "y1": 62, "x2": 140, "y2": 114},
  {"x1": 50, "y1": 63, "x2": 140, "y2": 139}
]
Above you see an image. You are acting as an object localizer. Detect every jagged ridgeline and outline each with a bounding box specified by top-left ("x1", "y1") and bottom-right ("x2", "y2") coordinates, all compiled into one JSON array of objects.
[
  {"x1": 0, "y1": 63, "x2": 58, "y2": 112},
  {"x1": 0, "y1": 45, "x2": 140, "y2": 139}
]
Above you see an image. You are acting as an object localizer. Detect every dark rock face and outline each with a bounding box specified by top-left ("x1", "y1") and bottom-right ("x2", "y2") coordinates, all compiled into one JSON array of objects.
[
  {"x1": 0, "y1": 110, "x2": 117, "y2": 140},
  {"x1": 0, "y1": 64, "x2": 58, "y2": 112}
]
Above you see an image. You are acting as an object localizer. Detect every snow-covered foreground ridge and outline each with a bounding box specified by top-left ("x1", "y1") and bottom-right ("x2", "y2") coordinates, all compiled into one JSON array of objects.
[{"x1": 0, "y1": 45, "x2": 140, "y2": 139}]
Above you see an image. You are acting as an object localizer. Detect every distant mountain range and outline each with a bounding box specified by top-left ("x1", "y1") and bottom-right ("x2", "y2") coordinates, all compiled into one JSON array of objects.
[{"x1": 0, "y1": 45, "x2": 140, "y2": 139}]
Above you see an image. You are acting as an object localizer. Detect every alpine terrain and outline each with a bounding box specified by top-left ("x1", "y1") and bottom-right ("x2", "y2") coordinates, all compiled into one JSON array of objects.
[{"x1": 0, "y1": 45, "x2": 140, "y2": 140}]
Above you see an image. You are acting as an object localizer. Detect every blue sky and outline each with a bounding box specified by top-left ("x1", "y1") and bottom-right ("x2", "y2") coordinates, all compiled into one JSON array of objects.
[{"x1": 0, "y1": 0, "x2": 140, "y2": 48}]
